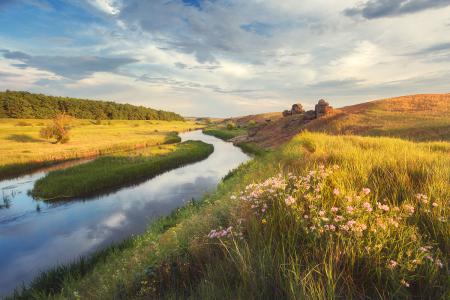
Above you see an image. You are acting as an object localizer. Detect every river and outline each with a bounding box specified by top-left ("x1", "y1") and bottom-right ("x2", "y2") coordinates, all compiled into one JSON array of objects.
[{"x1": 0, "y1": 130, "x2": 250, "y2": 296}]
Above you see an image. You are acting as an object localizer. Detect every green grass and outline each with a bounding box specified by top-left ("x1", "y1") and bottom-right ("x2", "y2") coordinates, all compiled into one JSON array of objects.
[
  {"x1": 0, "y1": 118, "x2": 202, "y2": 179},
  {"x1": 236, "y1": 142, "x2": 267, "y2": 156},
  {"x1": 32, "y1": 141, "x2": 214, "y2": 200},
  {"x1": 203, "y1": 127, "x2": 247, "y2": 141},
  {"x1": 10, "y1": 131, "x2": 449, "y2": 299}
]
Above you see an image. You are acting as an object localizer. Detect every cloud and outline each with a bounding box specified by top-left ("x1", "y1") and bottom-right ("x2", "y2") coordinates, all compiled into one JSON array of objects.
[
  {"x1": 1, "y1": 49, "x2": 138, "y2": 79},
  {"x1": 344, "y1": 0, "x2": 450, "y2": 19},
  {"x1": 307, "y1": 78, "x2": 365, "y2": 90},
  {"x1": 416, "y1": 42, "x2": 450, "y2": 54}
]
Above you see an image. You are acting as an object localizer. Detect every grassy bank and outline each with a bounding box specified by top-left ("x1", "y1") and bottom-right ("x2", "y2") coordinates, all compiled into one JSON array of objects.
[
  {"x1": 0, "y1": 119, "x2": 201, "y2": 179},
  {"x1": 203, "y1": 127, "x2": 246, "y2": 141},
  {"x1": 32, "y1": 141, "x2": 214, "y2": 200},
  {"x1": 11, "y1": 132, "x2": 449, "y2": 299}
]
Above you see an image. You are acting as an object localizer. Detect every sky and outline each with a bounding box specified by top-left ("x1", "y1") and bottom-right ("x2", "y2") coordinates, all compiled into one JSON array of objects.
[{"x1": 0, "y1": 0, "x2": 449, "y2": 117}]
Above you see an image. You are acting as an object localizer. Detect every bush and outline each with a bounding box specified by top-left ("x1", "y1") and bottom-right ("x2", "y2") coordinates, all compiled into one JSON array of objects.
[
  {"x1": 40, "y1": 113, "x2": 73, "y2": 144},
  {"x1": 226, "y1": 122, "x2": 236, "y2": 130}
]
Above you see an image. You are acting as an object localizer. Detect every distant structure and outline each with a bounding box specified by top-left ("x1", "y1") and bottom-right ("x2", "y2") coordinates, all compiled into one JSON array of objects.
[
  {"x1": 315, "y1": 99, "x2": 333, "y2": 118},
  {"x1": 283, "y1": 103, "x2": 305, "y2": 117},
  {"x1": 283, "y1": 99, "x2": 333, "y2": 119}
]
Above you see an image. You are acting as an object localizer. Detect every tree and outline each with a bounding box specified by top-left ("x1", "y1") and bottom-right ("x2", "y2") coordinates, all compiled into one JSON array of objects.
[{"x1": 40, "y1": 113, "x2": 73, "y2": 144}]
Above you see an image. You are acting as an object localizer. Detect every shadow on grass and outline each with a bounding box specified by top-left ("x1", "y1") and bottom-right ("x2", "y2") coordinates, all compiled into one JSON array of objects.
[{"x1": 6, "y1": 134, "x2": 42, "y2": 143}]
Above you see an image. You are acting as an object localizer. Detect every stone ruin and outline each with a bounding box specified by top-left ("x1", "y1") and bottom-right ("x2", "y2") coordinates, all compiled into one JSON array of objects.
[
  {"x1": 315, "y1": 99, "x2": 333, "y2": 118},
  {"x1": 283, "y1": 103, "x2": 305, "y2": 117},
  {"x1": 283, "y1": 99, "x2": 333, "y2": 119}
]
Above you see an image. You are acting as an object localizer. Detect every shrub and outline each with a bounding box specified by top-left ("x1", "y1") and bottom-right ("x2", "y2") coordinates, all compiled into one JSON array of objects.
[
  {"x1": 39, "y1": 113, "x2": 73, "y2": 144},
  {"x1": 226, "y1": 122, "x2": 236, "y2": 130}
]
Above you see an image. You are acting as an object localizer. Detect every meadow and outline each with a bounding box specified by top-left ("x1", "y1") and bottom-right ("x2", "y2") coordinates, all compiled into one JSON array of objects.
[
  {"x1": 10, "y1": 131, "x2": 449, "y2": 299},
  {"x1": 32, "y1": 140, "x2": 214, "y2": 200},
  {"x1": 0, "y1": 118, "x2": 201, "y2": 179}
]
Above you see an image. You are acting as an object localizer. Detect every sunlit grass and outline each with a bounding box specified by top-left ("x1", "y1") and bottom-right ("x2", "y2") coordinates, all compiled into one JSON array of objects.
[
  {"x1": 10, "y1": 131, "x2": 448, "y2": 299},
  {"x1": 32, "y1": 141, "x2": 214, "y2": 200},
  {"x1": 0, "y1": 118, "x2": 201, "y2": 178},
  {"x1": 203, "y1": 127, "x2": 247, "y2": 141}
]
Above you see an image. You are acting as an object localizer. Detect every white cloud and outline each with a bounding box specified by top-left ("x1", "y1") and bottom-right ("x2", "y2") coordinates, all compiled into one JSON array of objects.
[{"x1": 1, "y1": 0, "x2": 450, "y2": 116}]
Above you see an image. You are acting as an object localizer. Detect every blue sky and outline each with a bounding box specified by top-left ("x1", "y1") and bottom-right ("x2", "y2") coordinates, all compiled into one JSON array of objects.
[{"x1": 1, "y1": 0, "x2": 450, "y2": 117}]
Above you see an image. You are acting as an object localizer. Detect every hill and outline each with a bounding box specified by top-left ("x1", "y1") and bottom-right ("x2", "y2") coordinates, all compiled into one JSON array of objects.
[
  {"x1": 228, "y1": 94, "x2": 450, "y2": 147},
  {"x1": 0, "y1": 90, "x2": 183, "y2": 121}
]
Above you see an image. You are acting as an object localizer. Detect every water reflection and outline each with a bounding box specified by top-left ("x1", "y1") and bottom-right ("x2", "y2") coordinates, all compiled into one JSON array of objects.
[{"x1": 0, "y1": 131, "x2": 250, "y2": 296}]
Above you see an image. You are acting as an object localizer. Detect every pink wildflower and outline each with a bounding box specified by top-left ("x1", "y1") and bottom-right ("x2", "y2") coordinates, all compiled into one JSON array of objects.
[
  {"x1": 400, "y1": 279, "x2": 410, "y2": 287},
  {"x1": 334, "y1": 215, "x2": 344, "y2": 222},
  {"x1": 362, "y1": 202, "x2": 373, "y2": 212},
  {"x1": 333, "y1": 188, "x2": 340, "y2": 196},
  {"x1": 347, "y1": 206, "x2": 354, "y2": 214},
  {"x1": 388, "y1": 260, "x2": 398, "y2": 269},
  {"x1": 331, "y1": 207, "x2": 339, "y2": 213},
  {"x1": 377, "y1": 202, "x2": 389, "y2": 212},
  {"x1": 362, "y1": 188, "x2": 371, "y2": 195},
  {"x1": 432, "y1": 202, "x2": 438, "y2": 207},
  {"x1": 404, "y1": 204, "x2": 414, "y2": 215},
  {"x1": 285, "y1": 195, "x2": 296, "y2": 206}
]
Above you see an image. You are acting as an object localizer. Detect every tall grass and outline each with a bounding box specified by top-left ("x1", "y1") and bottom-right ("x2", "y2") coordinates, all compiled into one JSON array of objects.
[
  {"x1": 7, "y1": 132, "x2": 449, "y2": 299},
  {"x1": 32, "y1": 140, "x2": 214, "y2": 200},
  {"x1": 203, "y1": 127, "x2": 247, "y2": 141}
]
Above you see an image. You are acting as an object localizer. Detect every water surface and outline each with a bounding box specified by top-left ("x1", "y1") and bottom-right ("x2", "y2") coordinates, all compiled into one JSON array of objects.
[{"x1": 0, "y1": 130, "x2": 250, "y2": 296}]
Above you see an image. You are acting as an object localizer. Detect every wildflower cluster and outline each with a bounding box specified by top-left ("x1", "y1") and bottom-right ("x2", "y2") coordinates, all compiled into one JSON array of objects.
[{"x1": 206, "y1": 164, "x2": 446, "y2": 289}]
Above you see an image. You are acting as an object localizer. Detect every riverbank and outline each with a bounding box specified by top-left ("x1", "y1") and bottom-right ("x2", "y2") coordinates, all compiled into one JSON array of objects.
[
  {"x1": 32, "y1": 140, "x2": 214, "y2": 200},
  {"x1": 10, "y1": 132, "x2": 449, "y2": 299},
  {"x1": 202, "y1": 127, "x2": 246, "y2": 141},
  {"x1": 203, "y1": 127, "x2": 266, "y2": 156},
  {"x1": 0, "y1": 119, "x2": 201, "y2": 179}
]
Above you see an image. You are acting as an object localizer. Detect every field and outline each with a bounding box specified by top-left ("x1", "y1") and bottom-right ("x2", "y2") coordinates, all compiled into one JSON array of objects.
[
  {"x1": 0, "y1": 118, "x2": 201, "y2": 179},
  {"x1": 11, "y1": 131, "x2": 449, "y2": 299},
  {"x1": 32, "y1": 140, "x2": 214, "y2": 200}
]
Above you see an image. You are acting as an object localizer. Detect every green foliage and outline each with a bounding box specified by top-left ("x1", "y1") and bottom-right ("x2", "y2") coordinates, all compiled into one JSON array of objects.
[
  {"x1": 7, "y1": 133, "x2": 449, "y2": 299},
  {"x1": 236, "y1": 142, "x2": 267, "y2": 156},
  {"x1": 32, "y1": 141, "x2": 214, "y2": 200},
  {"x1": 39, "y1": 113, "x2": 72, "y2": 144},
  {"x1": 247, "y1": 120, "x2": 257, "y2": 127},
  {"x1": 0, "y1": 90, "x2": 183, "y2": 121},
  {"x1": 203, "y1": 127, "x2": 247, "y2": 141},
  {"x1": 226, "y1": 121, "x2": 236, "y2": 130}
]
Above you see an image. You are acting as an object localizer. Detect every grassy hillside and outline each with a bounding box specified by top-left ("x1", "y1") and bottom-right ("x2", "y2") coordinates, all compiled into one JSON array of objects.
[
  {"x1": 0, "y1": 90, "x2": 183, "y2": 120},
  {"x1": 32, "y1": 140, "x2": 214, "y2": 200},
  {"x1": 0, "y1": 119, "x2": 201, "y2": 179},
  {"x1": 306, "y1": 94, "x2": 450, "y2": 141},
  {"x1": 11, "y1": 132, "x2": 449, "y2": 299},
  {"x1": 230, "y1": 94, "x2": 450, "y2": 148}
]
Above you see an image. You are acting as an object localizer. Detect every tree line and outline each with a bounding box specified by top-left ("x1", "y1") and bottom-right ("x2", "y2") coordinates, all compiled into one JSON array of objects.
[{"x1": 0, "y1": 90, "x2": 184, "y2": 121}]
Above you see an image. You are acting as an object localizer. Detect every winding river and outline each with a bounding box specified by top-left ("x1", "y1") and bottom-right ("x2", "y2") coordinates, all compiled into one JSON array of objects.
[{"x1": 0, "y1": 130, "x2": 250, "y2": 296}]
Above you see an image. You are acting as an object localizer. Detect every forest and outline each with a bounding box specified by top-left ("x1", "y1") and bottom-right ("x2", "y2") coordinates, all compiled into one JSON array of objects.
[{"x1": 0, "y1": 90, "x2": 184, "y2": 121}]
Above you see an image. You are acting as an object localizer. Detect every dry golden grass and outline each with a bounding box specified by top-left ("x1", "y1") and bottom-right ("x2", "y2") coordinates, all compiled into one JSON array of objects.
[
  {"x1": 233, "y1": 94, "x2": 450, "y2": 147},
  {"x1": 0, "y1": 118, "x2": 201, "y2": 178}
]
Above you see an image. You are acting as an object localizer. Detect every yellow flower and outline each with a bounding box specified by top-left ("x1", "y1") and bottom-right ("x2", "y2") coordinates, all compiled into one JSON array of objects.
[{"x1": 261, "y1": 218, "x2": 267, "y2": 224}]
